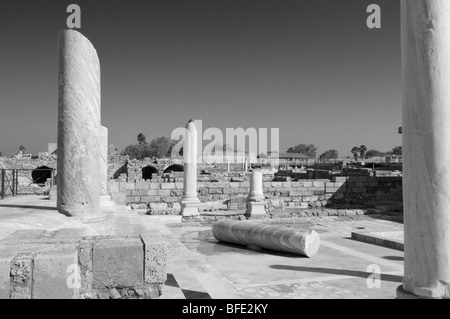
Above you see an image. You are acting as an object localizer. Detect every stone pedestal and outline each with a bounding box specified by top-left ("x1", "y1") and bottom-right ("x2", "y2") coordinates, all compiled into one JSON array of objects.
[
  {"x1": 100, "y1": 195, "x2": 115, "y2": 210},
  {"x1": 245, "y1": 201, "x2": 266, "y2": 217},
  {"x1": 399, "y1": 0, "x2": 450, "y2": 299},
  {"x1": 246, "y1": 171, "x2": 266, "y2": 217},
  {"x1": 180, "y1": 120, "x2": 200, "y2": 218},
  {"x1": 57, "y1": 29, "x2": 102, "y2": 220}
]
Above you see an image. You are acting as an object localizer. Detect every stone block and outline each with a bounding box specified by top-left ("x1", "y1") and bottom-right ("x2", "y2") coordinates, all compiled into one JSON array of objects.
[
  {"x1": 209, "y1": 188, "x2": 223, "y2": 194},
  {"x1": 149, "y1": 183, "x2": 160, "y2": 190},
  {"x1": 157, "y1": 190, "x2": 170, "y2": 196},
  {"x1": 282, "y1": 182, "x2": 292, "y2": 188},
  {"x1": 108, "y1": 182, "x2": 119, "y2": 193},
  {"x1": 132, "y1": 189, "x2": 148, "y2": 196},
  {"x1": 161, "y1": 183, "x2": 176, "y2": 189},
  {"x1": 32, "y1": 249, "x2": 79, "y2": 299},
  {"x1": 140, "y1": 233, "x2": 167, "y2": 284},
  {"x1": 93, "y1": 238, "x2": 144, "y2": 289},
  {"x1": 111, "y1": 193, "x2": 126, "y2": 205},
  {"x1": 175, "y1": 183, "x2": 184, "y2": 189},
  {"x1": 139, "y1": 196, "x2": 152, "y2": 203},
  {"x1": 127, "y1": 196, "x2": 141, "y2": 203},
  {"x1": 10, "y1": 253, "x2": 33, "y2": 299},
  {"x1": 0, "y1": 252, "x2": 16, "y2": 299}
]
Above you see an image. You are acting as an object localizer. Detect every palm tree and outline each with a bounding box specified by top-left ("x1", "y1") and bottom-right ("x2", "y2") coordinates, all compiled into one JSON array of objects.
[
  {"x1": 351, "y1": 146, "x2": 359, "y2": 162},
  {"x1": 359, "y1": 145, "x2": 368, "y2": 160},
  {"x1": 137, "y1": 133, "x2": 147, "y2": 145}
]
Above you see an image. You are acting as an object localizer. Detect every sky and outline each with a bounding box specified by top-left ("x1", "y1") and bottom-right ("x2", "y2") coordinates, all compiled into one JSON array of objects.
[{"x1": 0, "y1": 0, "x2": 402, "y2": 157}]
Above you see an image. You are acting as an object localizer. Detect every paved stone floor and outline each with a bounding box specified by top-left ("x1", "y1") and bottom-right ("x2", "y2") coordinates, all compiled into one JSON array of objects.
[{"x1": 0, "y1": 195, "x2": 404, "y2": 299}]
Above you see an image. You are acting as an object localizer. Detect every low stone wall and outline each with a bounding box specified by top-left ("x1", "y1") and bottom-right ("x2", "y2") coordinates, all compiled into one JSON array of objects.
[
  {"x1": 0, "y1": 229, "x2": 167, "y2": 299},
  {"x1": 108, "y1": 175, "x2": 403, "y2": 214}
]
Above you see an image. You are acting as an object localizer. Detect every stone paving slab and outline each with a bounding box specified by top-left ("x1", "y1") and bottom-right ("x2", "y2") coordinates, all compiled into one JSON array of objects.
[
  {"x1": 0, "y1": 196, "x2": 406, "y2": 299},
  {"x1": 351, "y1": 230, "x2": 404, "y2": 251}
]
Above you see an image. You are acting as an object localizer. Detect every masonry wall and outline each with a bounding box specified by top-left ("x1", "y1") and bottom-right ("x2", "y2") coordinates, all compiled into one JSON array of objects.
[{"x1": 108, "y1": 174, "x2": 403, "y2": 214}]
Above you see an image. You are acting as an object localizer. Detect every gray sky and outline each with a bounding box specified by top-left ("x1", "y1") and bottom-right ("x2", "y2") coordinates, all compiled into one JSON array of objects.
[{"x1": 0, "y1": 0, "x2": 401, "y2": 157}]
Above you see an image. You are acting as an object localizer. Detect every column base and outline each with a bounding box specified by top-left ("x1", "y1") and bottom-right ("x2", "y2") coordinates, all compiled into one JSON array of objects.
[
  {"x1": 100, "y1": 195, "x2": 116, "y2": 210},
  {"x1": 180, "y1": 200, "x2": 200, "y2": 217},
  {"x1": 72, "y1": 211, "x2": 107, "y2": 224},
  {"x1": 396, "y1": 285, "x2": 420, "y2": 299},
  {"x1": 245, "y1": 201, "x2": 266, "y2": 218}
]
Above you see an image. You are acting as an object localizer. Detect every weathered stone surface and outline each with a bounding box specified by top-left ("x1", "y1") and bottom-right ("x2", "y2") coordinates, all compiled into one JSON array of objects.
[
  {"x1": 92, "y1": 237, "x2": 144, "y2": 289},
  {"x1": 212, "y1": 220, "x2": 320, "y2": 257},
  {"x1": 0, "y1": 252, "x2": 16, "y2": 299},
  {"x1": 140, "y1": 233, "x2": 168, "y2": 284},
  {"x1": 57, "y1": 29, "x2": 101, "y2": 218},
  {"x1": 10, "y1": 253, "x2": 34, "y2": 299},
  {"x1": 32, "y1": 249, "x2": 79, "y2": 299},
  {"x1": 400, "y1": 0, "x2": 450, "y2": 299},
  {"x1": 245, "y1": 201, "x2": 266, "y2": 217}
]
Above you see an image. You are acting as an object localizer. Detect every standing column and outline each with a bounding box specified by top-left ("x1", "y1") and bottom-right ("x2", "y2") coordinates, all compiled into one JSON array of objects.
[
  {"x1": 57, "y1": 30, "x2": 102, "y2": 219},
  {"x1": 99, "y1": 126, "x2": 115, "y2": 210},
  {"x1": 245, "y1": 170, "x2": 266, "y2": 217},
  {"x1": 399, "y1": 0, "x2": 450, "y2": 299},
  {"x1": 180, "y1": 120, "x2": 200, "y2": 218},
  {"x1": 100, "y1": 126, "x2": 108, "y2": 196}
]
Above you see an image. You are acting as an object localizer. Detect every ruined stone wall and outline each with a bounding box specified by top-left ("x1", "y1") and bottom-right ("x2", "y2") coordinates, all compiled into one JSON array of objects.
[{"x1": 107, "y1": 174, "x2": 403, "y2": 214}]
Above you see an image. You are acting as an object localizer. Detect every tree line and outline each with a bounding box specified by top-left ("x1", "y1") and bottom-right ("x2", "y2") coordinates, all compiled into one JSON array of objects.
[{"x1": 286, "y1": 144, "x2": 402, "y2": 161}]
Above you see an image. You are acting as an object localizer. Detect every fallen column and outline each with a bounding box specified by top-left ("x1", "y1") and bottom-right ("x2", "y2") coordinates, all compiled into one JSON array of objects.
[{"x1": 212, "y1": 219, "x2": 320, "y2": 257}]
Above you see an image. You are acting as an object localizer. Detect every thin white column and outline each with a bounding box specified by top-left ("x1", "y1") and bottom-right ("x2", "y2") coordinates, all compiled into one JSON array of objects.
[{"x1": 181, "y1": 120, "x2": 200, "y2": 217}]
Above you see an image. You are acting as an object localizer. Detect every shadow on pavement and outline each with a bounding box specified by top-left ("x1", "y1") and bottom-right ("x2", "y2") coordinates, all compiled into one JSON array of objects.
[
  {"x1": 270, "y1": 265, "x2": 403, "y2": 283},
  {"x1": 0, "y1": 204, "x2": 58, "y2": 211}
]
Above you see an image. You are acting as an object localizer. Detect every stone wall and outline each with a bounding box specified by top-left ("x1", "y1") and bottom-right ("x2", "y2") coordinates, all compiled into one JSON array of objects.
[
  {"x1": 108, "y1": 174, "x2": 403, "y2": 214},
  {"x1": 0, "y1": 229, "x2": 167, "y2": 299}
]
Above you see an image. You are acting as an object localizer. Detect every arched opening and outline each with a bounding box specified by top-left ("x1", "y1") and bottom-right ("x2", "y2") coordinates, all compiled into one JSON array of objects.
[
  {"x1": 142, "y1": 165, "x2": 158, "y2": 181},
  {"x1": 163, "y1": 164, "x2": 184, "y2": 174},
  {"x1": 31, "y1": 166, "x2": 53, "y2": 185}
]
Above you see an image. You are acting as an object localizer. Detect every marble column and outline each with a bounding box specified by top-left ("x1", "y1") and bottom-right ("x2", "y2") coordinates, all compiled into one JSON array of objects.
[
  {"x1": 99, "y1": 126, "x2": 115, "y2": 210},
  {"x1": 100, "y1": 126, "x2": 108, "y2": 196},
  {"x1": 398, "y1": 0, "x2": 450, "y2": 299},
  {"x1": 57, "y1": 29, "x2": 102, "y2": 219},
  {"x1": 246, "y1": 171, "x2": 266, "y2": 217},
  {"x1": 212, "y1": 220, "x2": 320, "y2": 257},
  {"x1": 181, "y1": 120, "x2": 200, "y2": 217}
]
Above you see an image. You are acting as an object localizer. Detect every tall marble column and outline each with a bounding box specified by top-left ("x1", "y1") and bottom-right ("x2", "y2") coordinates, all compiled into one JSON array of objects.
[
  {"x1": 57, "y1": 30, "x2": 102, "y2": 219},
  {"x1": 181, "y1": 120, "x2": 200, "y2": 217},
  {"x1": 99, "y1": 126, "x2": 115, "y2": 210},
  {"x1": 100, "y1": 126, "x2": 108, "y2": 196},
  {"x1": 398, "y1": 0, "x2": 450, "y2": 299}
]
